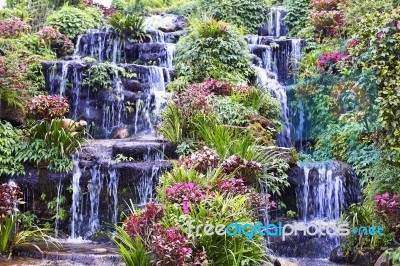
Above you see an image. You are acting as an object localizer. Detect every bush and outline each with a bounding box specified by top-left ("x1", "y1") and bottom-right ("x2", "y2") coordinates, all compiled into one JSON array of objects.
[
  {"x1": 27, "y1": 95, "x2": 69, "y2": 120},
  {"x1": 46, "y1": 5, "x2": 104, "y2": 38},
  {"x1": 210, "y1": 96, "x2": 257, "y2": 126},
  {"x1": 174, "y1": 20, "x2": 251, "y2": 84},
  {"x1": 37, "y1": 25, "x2": 74, "y2": 57},
  {"x1": 285, "y1": 0, "x2": 311, "y2": 36},
  {"x1": 109, "y1": 13, "x2": 148, "y2": 42},
  {"x1": 0, "y1": 17, "x2": 31, "y2": 38},
  {"x1": 200, "y1": 0, "x2": 267, "y2": 33}
]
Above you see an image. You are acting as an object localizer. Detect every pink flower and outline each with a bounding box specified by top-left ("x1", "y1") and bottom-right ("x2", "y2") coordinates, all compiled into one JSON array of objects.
[
  {"x1": 349, "y1": 39, "x2": 358, "y2": 47},
  {"x1": 397, "y1": 22, "x2": 400, "y2": 29},
  {"x1": 374, "y1": 194, "x2": 382, "y2": 202},
  {"x1": 270, "y1": 201, "x2": 276, "y2": 208},
  {"x1": 377, "y1": 32, "x2": 384, "y2": 39},
  {"x1": 383, "y1": 192, "x2": 390, "y2": 200}
]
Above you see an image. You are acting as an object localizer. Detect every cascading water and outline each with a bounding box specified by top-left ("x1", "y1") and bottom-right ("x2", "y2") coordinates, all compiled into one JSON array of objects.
[
  {"x1": 70, "y1": 158, "x2": 82, "y2": 240},
  {"x1": 296, "y1": 161, "x2": 360, "y2": 222}
]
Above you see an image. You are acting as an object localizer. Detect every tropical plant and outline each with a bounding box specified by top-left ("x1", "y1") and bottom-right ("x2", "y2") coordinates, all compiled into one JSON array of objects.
[
  {"x1": 109, "y1": 12, "x2": 149, "y2": 42},
  {"x1": 174, "y1": 20, "x2": 251, "y2": 84},
  {"x1": 210, "y1": 96, "x2": 257, "y2": 126},
  {"x1": 46, "y1": 5, "x2": 104, "y2": 38},
  {"x1": 112, "y1": 229, "x2": 152, "y2": 266}
]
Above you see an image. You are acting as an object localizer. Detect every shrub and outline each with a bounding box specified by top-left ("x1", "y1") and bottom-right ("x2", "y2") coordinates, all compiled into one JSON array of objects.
[
  {"x1": 124, "y1": 203, "x2": 164, "y2": 249},
  {"x1": 37, "y1": 26, "x2": 73, "y2": 57},
  {"x1": 174, "y1": 20, "x2": 251, "y2": 84},
  {"x1": 200, "y1": 0, "x2": 267, "y2": 33},
  {"x1": 165, "y1": 182, "x2": 213, "y2": 214},
  {"x1": 0, "y1": 17, "x2": 31, "y2": 38},
  {"x1": 173, "y1": 83, "x2": 213, "y2": 116},
  {"x1": 46, "y1": 5, "x2": 104, "y2": 38},
  {"x1": 178, "y1": 146, "x2": 220, "y2": 173},
  {"x1": 374, "y1": 192, "x2": 400, "y2": 235},
  {"x1": 28, "y1": 95, "x2": 69, "y2": 120},
  {"x1": 210, "y1": 96, "x2": 257, "y2": 126},
  {"x1": 153, "y1": 227, "x2": 194, "y2": 266},
  {"x1": 0, "y1": 54, "x2": 30, "y2": 108},
  {"x1": 285, "y1": 0, "x2": 311, "y2": 36},
  {"x1": 0, "y1": 183, "x2": 23, "y2": 219},
  {"x1": 109, "y1": 13, "x2": 148, "y2": 42},
  {"x1": 220, "y1": 155, "x2": 262, "y2": 183},
  {"x1": 309, "y1": 10, "x2": 344, "y2": 36}
]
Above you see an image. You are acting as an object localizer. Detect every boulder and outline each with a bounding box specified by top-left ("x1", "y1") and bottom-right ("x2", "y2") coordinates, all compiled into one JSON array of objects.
[
  {"x1": 374, "y1": 252, "x2": 389, "y2": 266},
  {"x1": 0, "y1": 101, "x2": 25, "y2": 126},
  {"x1": 330, "y1": 246, "x2": 349, "y2": 264},
  {"x1": 109, "y1": 127, "x2": 130, "y2": 139},
  {"x1": 61, "y1": 118, "x2": 87, "y2": 132},
  {"x1": 145, "y1": 14, "x2": 188, "y2": 33}
]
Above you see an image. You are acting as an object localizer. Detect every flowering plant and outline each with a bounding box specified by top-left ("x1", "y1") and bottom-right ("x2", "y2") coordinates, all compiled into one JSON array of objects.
[
  {"x1": 178, "y1": 147, "x2": 220, "y2": 173},
  {"x1": 153, "y1": 227, "x2": 194, "y2": 266},
  {"x1": 165, "y1": 182, "x2": 213, "y2": 214},
  {"x1": 37, "y1": 26, "x2": 74, "y2": 57},
  {"x1": 124, "y1": 203, "x2": 164, "y2": 248},
  {"x1": 317, "y1": 52, "x2": 349, "y2": 72},
  {"x1": 28, "y1": 95, "x2": 70, "y2": 120},
  {"x1": 0, "y1": 182, "x2": 23, "y2": 220},
  {"x1": 0, "y1": 18, "x2": 31, "y2": 38},
  {"x1": 174, "y1": 83, "x2": 213, "y2": 116},
  {"x1": 374, "y1": 192, "x2": 400, "y2": 235},
  {"x1": 220, "y1": 155, "x2": 262, "y2": 182}
]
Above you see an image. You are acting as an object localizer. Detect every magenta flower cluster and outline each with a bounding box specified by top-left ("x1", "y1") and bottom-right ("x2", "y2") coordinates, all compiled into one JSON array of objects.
[
  {"x1": 317, "y1": 52, "x2": 349, "y2": 68},
  {"x1": 166, "y1": 182, "x2": 213, "y2": 214},
  {"x1": 375, "y1": 192, "x2": 399, "y2": 213},
  {"x1": 178, "y1": 146, "x2": 220, "y2": 173}
]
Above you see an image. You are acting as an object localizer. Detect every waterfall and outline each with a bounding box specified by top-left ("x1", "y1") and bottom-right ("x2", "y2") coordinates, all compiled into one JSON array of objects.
[
  {"x1": 107, "y1": 168, "x2": 118, "y2": 224},
  {"x1": 269, "y1": 7, "x2": 287, "y2": 38},
  {"x1": 255, "y1": 67, "x2": 292, "y2": 147},
  {"x1": 296, "y1": 161, "x2": 360, "y2": 222},
  {"x1": 102, "y1": 71, "x2": 126, "y2": 136},
  {"x1": 70, "y1": 158, "x2": 82, "y2": 240},
  {"x1": 54, "y1": 178, "x2": 63, "y2": 238},
  {"x1": 88, "y1": 165, "x2": 103, "y2": 236},
  {"x1": 163, "y1": 43, "x2": 176, "y2": 69}
]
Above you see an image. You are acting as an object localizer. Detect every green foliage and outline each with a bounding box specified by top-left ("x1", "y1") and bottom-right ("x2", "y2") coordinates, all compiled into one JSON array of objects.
[
  {"x1": 109, "y1": 13, "x2": 149, "y2": 42},
  {"x1": 199, "y1": 0, "x2": 267, "y2": 33},
  {"x1": 158, "y1": 103, "x2": 185, "y2": 143},
  {"x1": 284, "y1": 0, "x2": 311, "y2": 36},
  {"x1": 342, "y1": 0, "x2": 400, "y2": 160},
  {"x1": 46, "y1": 5, "x2": 104, "y2": 38},
  {"x1": 115, "y1": 154, "x2": 135, "y2": 163},
  {"x1": 362, "y1": 161, "x2": 400, "y2": 199},
  {"x1": 0, "y1": 121, "x2": 25, "y2": 176},
  {"x1": 0, "y1": 215, "x2": 16, "y2": 254},
  {"x1": 83, "y1": 62, "x2": 134, "y2": 91},
  {"x1": 27, "y1": 119, "x2": 85, "y2": 173},
  {"x1": 286, "y1": 210, "x2": 297, "y2": 219},
  {"x1": 174, "y1": 20, "x2": 251, "y2": 84},
  {"x1": 210, "y1": 97, "x2": 257, "y2": 126},
  {"x1": 112, "y1": 230, "x2": 152, "y2": 266}
]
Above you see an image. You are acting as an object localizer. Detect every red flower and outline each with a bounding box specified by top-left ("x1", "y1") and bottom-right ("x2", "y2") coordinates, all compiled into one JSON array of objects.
[{"x1": 348, "y1": 39, "x2": 358, "y2": 47}]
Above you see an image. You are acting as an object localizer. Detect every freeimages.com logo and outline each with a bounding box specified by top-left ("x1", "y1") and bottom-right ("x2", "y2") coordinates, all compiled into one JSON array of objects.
[{"x1": 186, "y1": 220, "x2": 384, "y2": 240}]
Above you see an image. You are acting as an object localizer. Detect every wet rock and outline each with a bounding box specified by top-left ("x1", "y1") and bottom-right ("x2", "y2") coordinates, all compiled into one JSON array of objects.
[
  {"x1": 110, "y1": 127, "x2": 130, "y2": 139},
  {"x1": 145, "y1": 14, "x2": 188, "y2": 32},
  {"x1": 0, "y1": 101, "x2": 25, "y2": 126},
  {"x1": 263, "y1": 146, "x2": 298, "y2": 165},
  {"x1": 122, "y1": 79, "x2": 142, "y2": 93},
  {"x1": 329, "y1": 246, "x2": 348, "y2": 264},
  {"x1": 275, "y1": 258, "x2": 300, "y2": 266},
  {"x1": 374, "y1": 252, "x2": 389, "y2": 266},
  {"x1": 348, "y1": 249, "x2": 380, "y2": 266}
]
